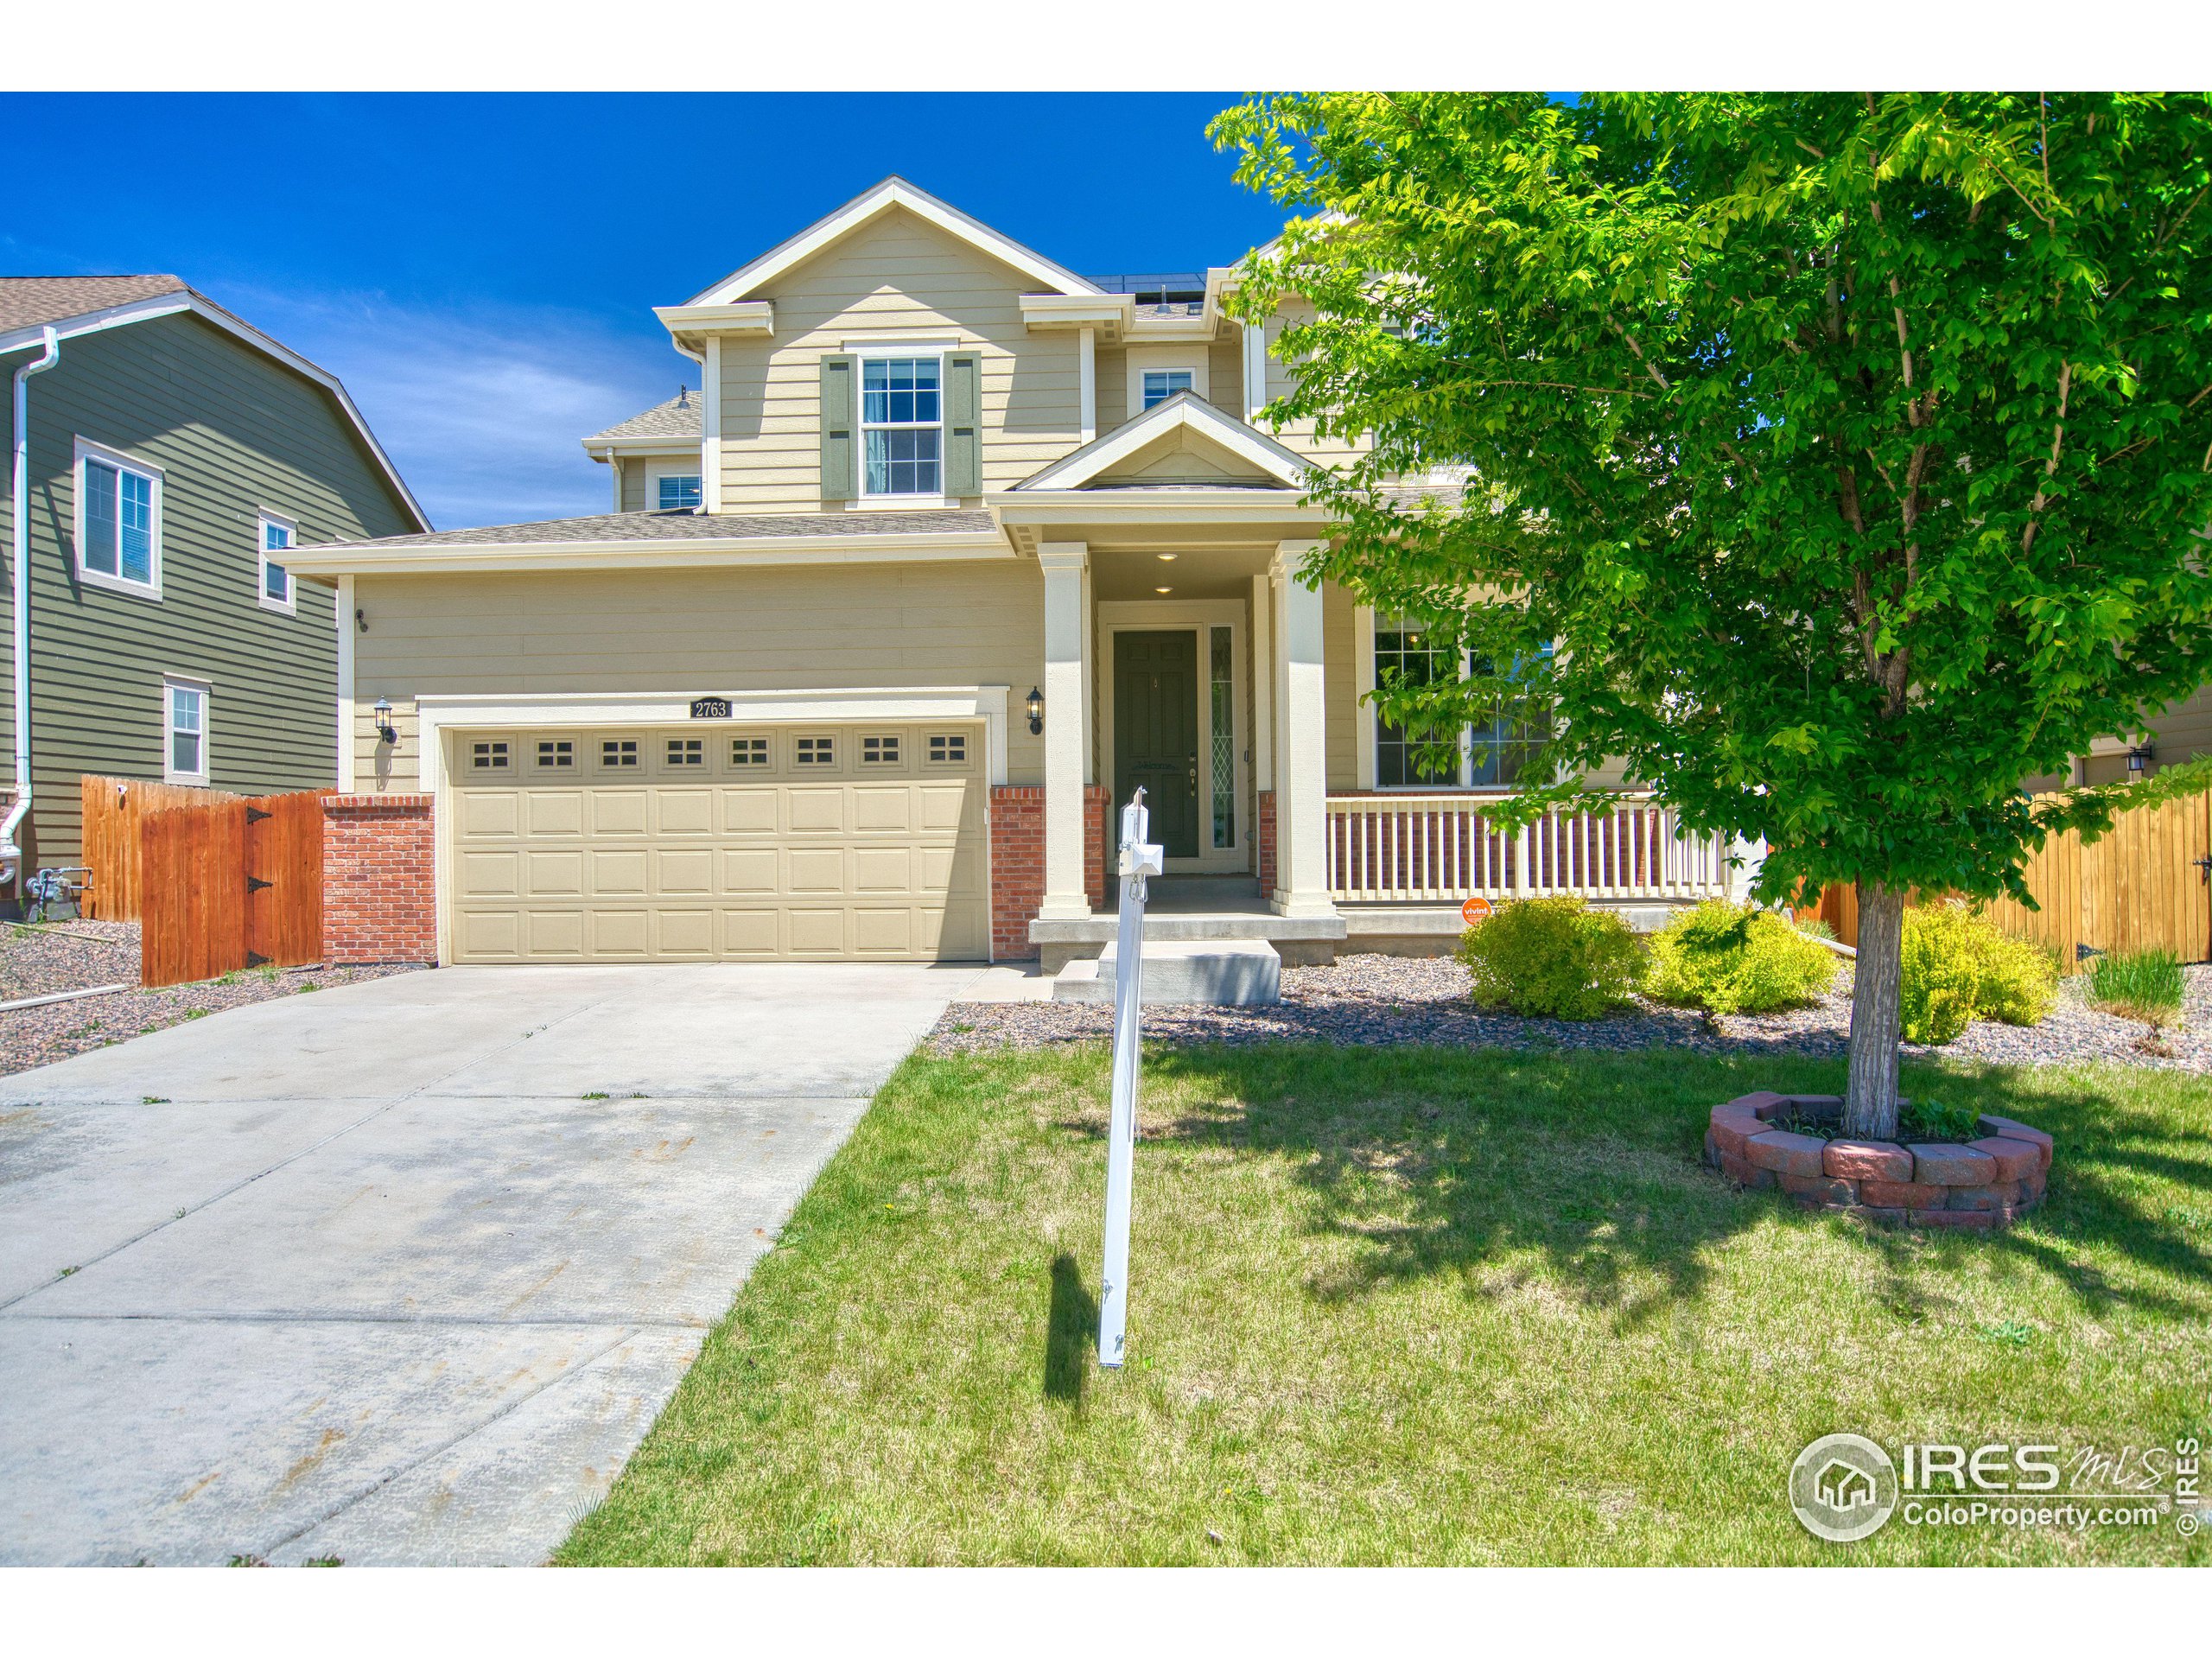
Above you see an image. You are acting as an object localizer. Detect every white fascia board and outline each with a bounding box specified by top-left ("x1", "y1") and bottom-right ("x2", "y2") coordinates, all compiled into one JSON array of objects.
[
  {"x1": 281, "y1": 530, "x2": 1014, "y2": 577},
  {"x1": 989, "y1": 489, "x2": 1329, "y2": 527},
  {"x1": 688, "y1": 177, "x2": 1104, "y2": 304},
  {"x1": 654, "y1": 301, "x2": 774, "y2": 339},
  {"x1": 580, "y1": 434, "x2": 705, "y2": 457},
  {"x1": 1014, "y1": 394, "x2": 1313, "y2": 491},
  {"x1": 3, "y1": 294, "x2": 432, "y2": 533},
  {"x1": 1020, "y1": 294, "x2": 1133, "y2": 331}
]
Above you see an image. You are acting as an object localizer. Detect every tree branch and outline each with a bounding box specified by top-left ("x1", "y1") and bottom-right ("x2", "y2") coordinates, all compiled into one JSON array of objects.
[{"x1": 2020, "y1": 359, "x2": 2074, "y2": 558}]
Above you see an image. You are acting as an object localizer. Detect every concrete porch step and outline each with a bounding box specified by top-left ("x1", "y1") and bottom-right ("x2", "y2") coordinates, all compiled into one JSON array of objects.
[{"x1": 1050, "y1": 938, "x2": 1283, "y2": 1006}]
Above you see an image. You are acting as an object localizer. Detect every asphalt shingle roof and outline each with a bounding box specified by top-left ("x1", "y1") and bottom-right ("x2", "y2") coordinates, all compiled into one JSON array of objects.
[
  {"x1": 588, "y1": 391, "x2": 704, "y2": 441},
  {"x1": 0, "y1": 275, "x2": 189, "y2": 334},
  {"x1": 302, "y1": 508, "x2": 999, "y2": 552}
]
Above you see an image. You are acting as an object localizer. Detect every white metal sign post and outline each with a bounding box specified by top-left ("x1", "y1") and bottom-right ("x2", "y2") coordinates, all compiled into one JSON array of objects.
[{"x1": 1098, "y1": 786, "x2": 1163, "y2": 1370}]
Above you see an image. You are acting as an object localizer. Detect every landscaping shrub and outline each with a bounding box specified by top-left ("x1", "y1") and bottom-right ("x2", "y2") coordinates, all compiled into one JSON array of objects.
[
  {"x1": 1456, "y1": 896, "x2": 1643, "y2": 1020},
  {"x1": 1897, "y1": 902, "x2": 2059, "y2": 1045},
  {"x1": 2087, "y1": 948, "x2": 2186, "y2": 1027},
  {"x1": 1645, "y1": 899, "x2": 1835, "y2": 1015},
  {"x1": 1793, "y1": 917, "x2": 1837, "y2": 942}
]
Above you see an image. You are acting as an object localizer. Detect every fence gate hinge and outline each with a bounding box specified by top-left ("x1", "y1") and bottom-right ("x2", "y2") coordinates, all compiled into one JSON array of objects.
[
  {"x1": 245, "y1": 950, "x2": 270, "y2": 967},
  {"x1": 246, "y1": 875, "x2": 273, "y2": 893},
  {"x1": 245, "y1": 806, "x2": 273, "y2": 823}
]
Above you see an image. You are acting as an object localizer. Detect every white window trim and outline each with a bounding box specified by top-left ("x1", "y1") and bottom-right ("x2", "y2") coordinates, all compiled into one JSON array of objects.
[
  {"x1": 1124, "y1": 346, "x2": 1209, "y2": 418},
  {"x1": 73, "y1": 436, "x2": 165, "y2": 600},
  {"x1": 645, "y1": 464, "x2": 704, "y2": 512},
  {"x1": 1360, "y1": 603, "x2": 1557, "y2": 792},
  {"x1": 1139, "y1": 367, "x2": 1197, "y2": 411},
  {"x1": 257, "y1": 508, "x2": 299, "y2": 614},
  {"x1": 856, "y1": 350, "x2": 946, "y2": 503},
  {"x1": 162, "y1": 673, "x2": 212, "y2": 785}
]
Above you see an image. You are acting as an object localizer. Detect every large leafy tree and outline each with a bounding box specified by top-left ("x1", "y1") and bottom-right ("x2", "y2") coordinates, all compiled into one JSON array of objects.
[{"x1": 1215, "y1": 92, "x2": 2212, "y2": 1136}]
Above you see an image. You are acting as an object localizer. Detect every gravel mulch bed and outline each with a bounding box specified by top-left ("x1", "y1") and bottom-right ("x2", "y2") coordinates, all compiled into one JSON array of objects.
[
  {"x1": 931, "y1": 953, "x2": 2212, "y2": 1073},
  {"x1": 0, "y1": 919, "x2": 422, "y2": 1077}
]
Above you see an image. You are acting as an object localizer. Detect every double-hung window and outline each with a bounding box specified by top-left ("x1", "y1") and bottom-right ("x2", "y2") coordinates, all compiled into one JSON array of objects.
[
  {"x1": 861, "y1": 356, "x2": 942, "y2": 496},
  {"x1": 655, "y1": 474, "x2": 702, "y2": 511},
  {"x1": 163, "y1": 677, "x2": 210, "y2": 785},
  {"x1": 1372, "y1": 613, "x2": 1550, "y2": 789},
  {"x1": 76, "y1": 440, "x2": 162, "y2": 596},
  {"x1": 1142, "y1": 369, "x2": 1194, "y2": 410},
  {"x1": 258, "y1": 512, "x2": 296, "y2": 613}
]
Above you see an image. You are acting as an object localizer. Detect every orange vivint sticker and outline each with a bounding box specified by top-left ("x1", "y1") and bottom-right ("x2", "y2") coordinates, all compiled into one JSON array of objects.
[{"x1": 1460, "y1": 895, "x2": 1495, "y2": 925}]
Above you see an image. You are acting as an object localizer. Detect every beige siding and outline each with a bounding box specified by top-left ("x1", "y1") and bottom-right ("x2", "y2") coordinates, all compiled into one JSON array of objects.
[
  {"x1": 1208, "y1": 332, "x2": 1244, "y2": 417},
  {"x1": 351, "y1": 560, "x2": 1046, "y2": 791},
  {"x1": 618, "y1": 461, "x2": 645, "y2": 512},
  {"x1": 2147, "y1": 683, "x2": 2212, "y2": 767},
  {"x1": 1324, "y1": 579, "x2": 1357, "y2": 791},
  {"x1": 1094, "y1": 344, "x2": 1128, "y2": 437},
  {"x1": 713, "y1": 208, "x2": 1081, "y2": 512},
  {"x1": 1264, "y1": 300, "x2": 1369, "y2": 474}
]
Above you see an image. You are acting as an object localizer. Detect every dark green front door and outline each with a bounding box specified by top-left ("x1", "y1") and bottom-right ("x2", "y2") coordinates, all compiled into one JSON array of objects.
[{"x1": 1113, "y1": 631, "x2": 1198, "y2": 859}]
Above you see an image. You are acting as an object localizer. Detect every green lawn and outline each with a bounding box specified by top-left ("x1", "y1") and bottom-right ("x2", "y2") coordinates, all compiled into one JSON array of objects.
[{"x1": 556, "y1": 1044, "x2": 2212, "y2": 1565}]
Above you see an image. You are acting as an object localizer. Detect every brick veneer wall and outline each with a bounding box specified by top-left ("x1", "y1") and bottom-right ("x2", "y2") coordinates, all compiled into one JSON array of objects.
[
  {"x1": 988, "y1": 785, "x2": 1109, "y2": 961},
  {"x1": 1257, "y1": 790, "x2": 1278, "y2": 896},
  {"x1": 322, "y1": 795, "x2": 436, "y2": 964}
]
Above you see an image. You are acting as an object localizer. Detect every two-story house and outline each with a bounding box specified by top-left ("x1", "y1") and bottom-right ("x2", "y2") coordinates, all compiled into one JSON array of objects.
[
  {"x1": 287, "y1": 178, "x2": 1732, "y2": 969},
  {"x1": 2, "y1": 276, "x2": 428, "y2": 893}
]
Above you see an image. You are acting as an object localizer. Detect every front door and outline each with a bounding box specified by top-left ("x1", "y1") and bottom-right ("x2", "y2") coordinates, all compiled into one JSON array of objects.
[{"x1": 1113, "y1": 631, "x2": 1198, "y2": 859}]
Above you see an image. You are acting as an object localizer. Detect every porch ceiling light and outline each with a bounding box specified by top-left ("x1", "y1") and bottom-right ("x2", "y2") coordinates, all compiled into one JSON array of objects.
[
  {"x1": 1154, "y1": 585, "x2": 1172, "y2": 594},
  {"x1": 1156, "y1": 553, "x2": 1177, "y2": 561},
  {"x1": 372, "y1": 696, "x2": 398, "y2": 747},
  {"x1": 1026, "y1": 686, "x2": 1044, "y2": 736}
]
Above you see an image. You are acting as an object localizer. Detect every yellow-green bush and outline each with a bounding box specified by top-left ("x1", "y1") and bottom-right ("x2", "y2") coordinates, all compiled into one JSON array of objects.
[
  {"x1": 1898, "y1": 902, "x2": 2058, "y2": 1044},
  {"x1": 1646, "y1": 899, "x2": 1837, "y2": 1014},
  {"x1": 1456, "y1": 896, "x2": 1644, "y2": 1020}
]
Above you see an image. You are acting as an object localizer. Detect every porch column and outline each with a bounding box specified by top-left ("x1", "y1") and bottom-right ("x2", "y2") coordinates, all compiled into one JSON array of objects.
[
  {"x1": 1039, "y1": 541, "x2": 1093, "y2": 919},
  {"x1": 1270, "y1": 540, "x2": 1338, "y2": 918}
]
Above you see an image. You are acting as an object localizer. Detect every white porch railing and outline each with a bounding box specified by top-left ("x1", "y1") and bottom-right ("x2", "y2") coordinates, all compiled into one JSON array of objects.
[{"x1": 1325, "y1": 794, "x2": 1730, "y2": 904}]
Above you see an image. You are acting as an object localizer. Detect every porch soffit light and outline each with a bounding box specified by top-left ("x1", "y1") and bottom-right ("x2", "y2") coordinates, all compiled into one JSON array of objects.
[
  {"x1": 1027, "y1": 687, "x2": 1045, "y2": 736},
  {"x1": 1154, "y1": 585, "x2": 1172, "y2": 594},
  {"x1": 1156, "y1": 553, "x2": 1177, "y2": 561}
]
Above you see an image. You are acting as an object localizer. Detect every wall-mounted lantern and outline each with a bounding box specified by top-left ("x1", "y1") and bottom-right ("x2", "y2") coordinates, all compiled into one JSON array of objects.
[
  {"x1": 1026, "y1": 686, "x2": 1045, "y2": 736},
  {"x1": 2128, "y1": 745, "x2": 2154, "y2": 774},
  {"x1": 372, "y1": 696, "x2": 399, "y2": 747}
]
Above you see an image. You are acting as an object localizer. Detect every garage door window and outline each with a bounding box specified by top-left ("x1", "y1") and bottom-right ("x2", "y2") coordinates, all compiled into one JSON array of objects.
[
  {"x1": 601, "y1": 739, "x2": 639, "y2": 768},
  {"x1": 861, "y1": 734, "x2": 900, "y2": 765},
  {"x1": 471, "y1": 741, "x2": 510, "y2": 771},
  {"x1": 731, "y1": 736, "x2": 769, "y2": 766},
  {"x1": 536, "y1": 740, "x2": 574, "y2": 769},
  {"x1": 928, "y1": 733, "x2": 967, "y2": 765},
  {"x1": 666, "y1": 737, "x2": 704, "y2": 767},
  {"x1": 797, "y1": 736, "x2": 836, "y2": 766}
]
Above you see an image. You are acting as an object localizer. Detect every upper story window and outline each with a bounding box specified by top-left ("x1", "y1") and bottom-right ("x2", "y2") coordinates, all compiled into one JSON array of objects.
[
  {"x1": 1142, "y1": 369, "x2": 1195, "y2": 410},
  {"x1": 656, "y1": 474, "x2": 702, "y2": 512},
  {"x1": 75, "y1": 439, "x2": 163, "y2": 598},
  {"x1": 257, "y1": 512, "x2": 297, "y2": 613},
  {"x1": 861, "y1": 356, "x2": 941, "y2": 496},
  {"x1": 1372, "y1": 613, "x2": 1551, "y2": 790}
]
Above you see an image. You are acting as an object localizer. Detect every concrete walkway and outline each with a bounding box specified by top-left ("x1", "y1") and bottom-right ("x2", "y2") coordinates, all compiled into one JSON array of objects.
[{"x1": 0, "y1": 961, "x2": 1007, "y2": 1567}]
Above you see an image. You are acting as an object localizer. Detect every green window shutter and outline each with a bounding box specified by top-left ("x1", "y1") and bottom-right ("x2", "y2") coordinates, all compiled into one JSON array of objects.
[
  {"x1": 945, "y1": 350, "x2": 982, "y2": 498},
  {"x1": 820, "y1": 354, "x2": 858, "y2": 502}
]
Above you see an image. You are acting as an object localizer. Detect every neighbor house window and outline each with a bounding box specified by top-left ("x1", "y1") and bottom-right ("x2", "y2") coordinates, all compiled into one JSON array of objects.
[
  {"x1": 655, "y1": 474, "x2": 702, "y2": 511},
  {"x1": 1142, "y1": 369, "x2": 1194, "y2": 410},
  {"x1": 163, "y1": 677, "x2": 209, "y2": 785},
  {"x1": 1372, "y1": 613, "x2": 1551, "y2": 789},
  {"x1": 257, "y1": 512, "x2": 296, "y2": 613},
  {"x1": 861, "y1": 357, "x2": 941, "y2": 496},
  {"x1": 76, "y1": 440, "x2": 163, "y2": 595}
]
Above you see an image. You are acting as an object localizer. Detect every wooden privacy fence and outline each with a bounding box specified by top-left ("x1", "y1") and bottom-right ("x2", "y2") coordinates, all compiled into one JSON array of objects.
[
  {"x1": 79, "y1": 775, "x2": 243, "y2": 921},
  {"x1": 1810, "y1": 786, "x2": 2212, "y2": 968},
  {"x1": 86, "y1": 782, "x2": 331, "y2": 988}
]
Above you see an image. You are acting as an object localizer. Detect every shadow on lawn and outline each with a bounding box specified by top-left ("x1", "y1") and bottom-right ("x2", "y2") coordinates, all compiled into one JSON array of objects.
[
  {"x1": 1044, "y1": 1253, "x2": 1096, "y2": 1406},
  {"x1": 1058, "y1": 1044, "x2": 2212, "y2": 1331}
]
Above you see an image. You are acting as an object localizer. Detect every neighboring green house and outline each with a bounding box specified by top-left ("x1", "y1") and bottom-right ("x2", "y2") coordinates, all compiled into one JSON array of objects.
[{"x1": 1, "y1": 276, "x2": 427, "y2": 887}]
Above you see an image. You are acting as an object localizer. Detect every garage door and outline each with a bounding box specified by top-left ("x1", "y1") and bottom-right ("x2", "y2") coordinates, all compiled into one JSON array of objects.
[{"x1": 447, "y1": 721, "x2": 988, "y2": 963}]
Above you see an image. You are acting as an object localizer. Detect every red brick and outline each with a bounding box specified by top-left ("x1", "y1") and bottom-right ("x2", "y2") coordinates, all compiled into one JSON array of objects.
[
  {"x1": 1948, "y1": 1179, "x2": 2024, "y2": 1212},
  {"x1": 1744, "y1": 1129, "x2": 1827, "y2": 1177},
  {"x1": 321, "y1": 796, "x2": 435, "y2": 964},
  {"x1": 1910, "y1": 1208, "x2": 1998, "y2": 1230},
  {"x1": 1257, "y1": 791, "x2": 1277, "y2": 895},
  {"x1": 1824, "y1": 1139, "x2": 1913, "y2": 1181},
  {"x1": 1967, "y1": 1136, "x2": 2043, "y2": 1183},
  {"x1": 1717, "y1": 1152, "x2": 1777, "y2": 1190},
  {"x1": 1910, "y1": 1143, "x2": 1998, "y2": 1186},
  {"x1": 1860, "y1": 1179, "x2": 1949, "y2": 1209},
  {"x1": 1975, "y1": 1115, "x2": 2053, "y2": 1166},
  {"x1": 1780, "y1": 1173, "x2": 1859, "y2": 1205}
]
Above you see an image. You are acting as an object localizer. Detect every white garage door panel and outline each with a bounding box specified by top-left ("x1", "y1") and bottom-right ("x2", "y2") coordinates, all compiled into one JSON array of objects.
[{"x1": 449, "y1": 721, "x2": 988, "y2": 963}]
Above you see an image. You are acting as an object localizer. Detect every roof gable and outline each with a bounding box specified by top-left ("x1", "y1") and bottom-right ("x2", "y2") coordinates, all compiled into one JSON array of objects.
[
  {"x1": 1014, "y1": 392, "x2": 1312, "y2": 492},
  {"x1": 688, "y1": 177, "x2": 1103, "y2": 304}
]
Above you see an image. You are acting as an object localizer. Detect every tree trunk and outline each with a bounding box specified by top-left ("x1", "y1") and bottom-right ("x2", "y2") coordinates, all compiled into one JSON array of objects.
[{"x1": 1844, "y1": 880, "x2": 1906, "y2": 1139}]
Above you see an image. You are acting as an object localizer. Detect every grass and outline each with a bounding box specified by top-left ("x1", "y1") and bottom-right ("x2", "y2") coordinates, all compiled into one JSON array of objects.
[
  {"x1": 556, "y1": 1044, "x2": 2212, "y2": 1566},
  {"x1": 2088, "y1": 949, "x2": 2188, "y2": 1028}
]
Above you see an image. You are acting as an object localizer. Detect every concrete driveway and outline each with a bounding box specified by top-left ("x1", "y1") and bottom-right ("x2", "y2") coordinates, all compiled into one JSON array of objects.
[{"x1": 0, "y1": 961, "x2": 1004, "y2": 1566}]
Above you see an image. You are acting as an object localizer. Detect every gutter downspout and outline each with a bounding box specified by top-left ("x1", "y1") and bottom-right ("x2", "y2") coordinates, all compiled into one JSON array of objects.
[{"x1": 5, "y1": 326, "x2": 60, "y2": 891}]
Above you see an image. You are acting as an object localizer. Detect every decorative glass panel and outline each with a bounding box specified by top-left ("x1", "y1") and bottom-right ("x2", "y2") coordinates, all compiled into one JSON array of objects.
[
  {"x1": 83, "y1": 461, "x2": 120, "y2": 575},
  {"x1": 1210, "y1": 626, "x2": 1234, "y2": 848}
]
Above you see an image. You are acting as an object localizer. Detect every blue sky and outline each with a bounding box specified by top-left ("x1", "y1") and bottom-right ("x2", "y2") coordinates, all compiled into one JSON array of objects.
[{"x1": 4, "y1": 93, "x2": 1293, "y2": 529}]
